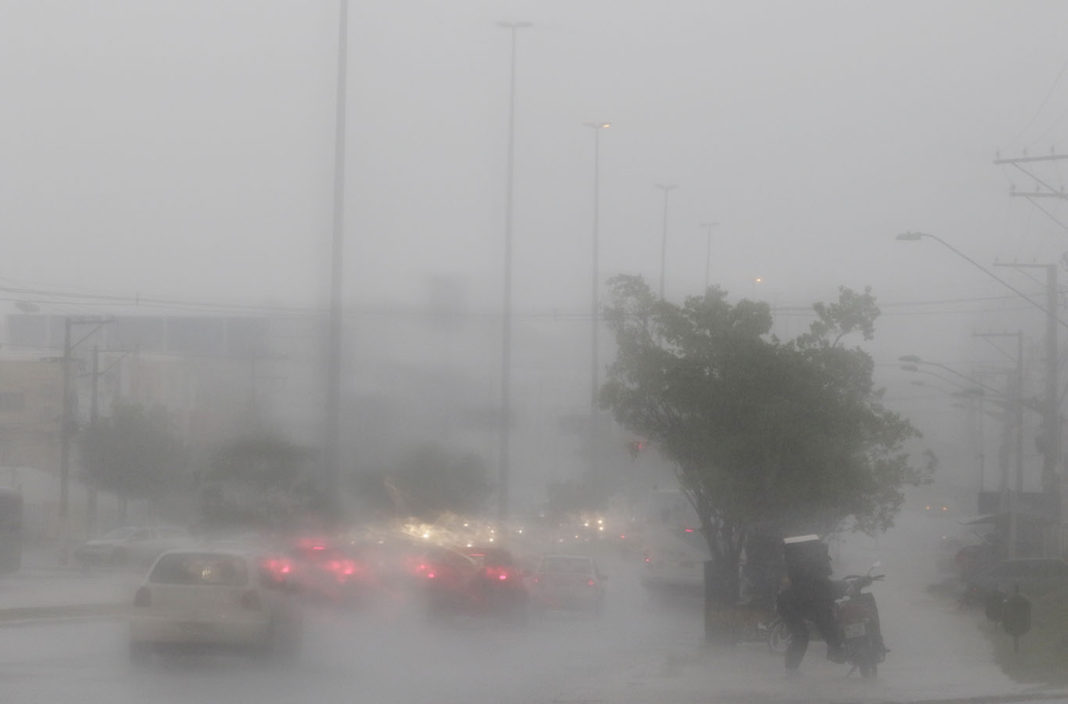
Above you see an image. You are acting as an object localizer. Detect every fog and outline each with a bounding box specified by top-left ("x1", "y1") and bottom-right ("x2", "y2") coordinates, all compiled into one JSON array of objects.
[{"x1": 2, "y1": 1, "x2": 1068, "y2": 702}]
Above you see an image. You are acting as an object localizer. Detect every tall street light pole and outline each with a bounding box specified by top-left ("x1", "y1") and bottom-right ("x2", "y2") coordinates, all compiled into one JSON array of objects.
[
  {"x1": 584, "y1": 121, "x2": 611, "y2": 479},
  {"x1": 496, "y1": 20, "x2": 531, "y2": 526},
  {"x1": 325, "y1": 0, "x2": 349, "y2": 500},
  {"x1": 700, "y1": 221, "x2": 718, "y2": 292},
  {"x1": 655, "y1": 184, "x2": 677, "y2": 300}
]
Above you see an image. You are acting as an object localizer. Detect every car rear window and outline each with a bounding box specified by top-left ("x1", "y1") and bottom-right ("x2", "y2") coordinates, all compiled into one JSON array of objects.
[{"x1": 149, "y1": 553, "x2": 249, "y2": 586}]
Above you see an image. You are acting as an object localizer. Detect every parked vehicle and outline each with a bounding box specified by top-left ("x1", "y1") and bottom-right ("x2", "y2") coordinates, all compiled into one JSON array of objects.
[
  {"x1": 836, "y1": 570, "x2": 887, "y2": 678},
  {"x1": 129, "y1": 548, "x2": 301, "y2": 663},
  {"x1": 528, "y1": 554, "x2": 605, "y2": 613},
  {"x1": 75, "y1": 526, "x2": 192, "y2": 570},
  {"x1": 767, "y1": 567, "x2": 886, "y2": 679}
]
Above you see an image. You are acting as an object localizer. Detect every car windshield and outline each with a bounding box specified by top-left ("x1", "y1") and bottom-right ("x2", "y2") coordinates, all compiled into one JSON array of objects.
[{"x1": 149, "y1": 553, "x2": 249, "y2": 587}]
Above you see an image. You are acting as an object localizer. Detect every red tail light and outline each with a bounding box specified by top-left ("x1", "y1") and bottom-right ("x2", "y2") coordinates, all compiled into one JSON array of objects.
[
  {"x1": 240, "y1": 589, "x2": 262, "y2": 610},
  {"x1": 587, "y1": 579, "x2": 596, "y2": 587},
  {"x1": 134, "y1": 586, "x2": 150, "y2": 607},
  {"x1": 486, "y1": 567, "x2": 510, "y2": 581}
]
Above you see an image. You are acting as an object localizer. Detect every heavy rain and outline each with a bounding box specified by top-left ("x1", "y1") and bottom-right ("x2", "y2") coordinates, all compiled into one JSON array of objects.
[{"x1": 2, "y1": 2, "x2": 1068, "y2": 703}]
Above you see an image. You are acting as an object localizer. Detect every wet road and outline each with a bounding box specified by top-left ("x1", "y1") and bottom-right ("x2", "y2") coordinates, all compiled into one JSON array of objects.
[{"x1": 0, "y1": 539, "x2": 1055, "y2": 704}]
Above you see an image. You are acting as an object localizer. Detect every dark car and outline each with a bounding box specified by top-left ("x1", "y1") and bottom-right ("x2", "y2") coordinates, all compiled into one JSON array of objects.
[
  {"x1": 285, "y1": 539, "x2": 371, "y2": 605},
  {"x1": 422, "y1": 545, "x2": 529, "y2": 624},
  {"x1": 963, "y1": 558, "x2": 1068, "y2": 604}
]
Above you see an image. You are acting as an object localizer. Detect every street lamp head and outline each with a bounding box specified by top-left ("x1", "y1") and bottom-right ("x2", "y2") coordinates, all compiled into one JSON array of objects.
[
  {"x1": 898, "y1": 354, "x2": 923, "y2": 363},
  {"x1": 701, "y1": 221, "x2": 719, "y2": 228},
  {"x1": 497, "y1": 20, "x2": 533, "y2": 29},
  {"x1": 655, "y1": 183, "x2": 678, "y2": 191},
  {"x1": 900, "y1": 364, "x2": 920, "y2": 372},
  {"x1": 896, "y1": 231, "x2": 927, "y2": 241},
  {"x1": 583, "y1": 121, "x2": 611, "y2": 129}
]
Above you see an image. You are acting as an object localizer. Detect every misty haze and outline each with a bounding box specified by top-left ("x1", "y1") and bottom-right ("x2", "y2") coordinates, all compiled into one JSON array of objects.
[{"x1": 3, "y1": 2, "x2": 1068, "y2": 703}]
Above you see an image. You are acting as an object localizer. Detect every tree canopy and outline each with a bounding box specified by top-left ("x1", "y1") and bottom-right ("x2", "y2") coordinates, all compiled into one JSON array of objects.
[
  {"x1": 198, "y1": 433, "x2": 327, "y2": 531},
  {"x1": 600, "y1": 276, "x2": 928, "y2": 595},
  {"x1": 80, "y1": 403, "x2": 187, "y2": 505}
]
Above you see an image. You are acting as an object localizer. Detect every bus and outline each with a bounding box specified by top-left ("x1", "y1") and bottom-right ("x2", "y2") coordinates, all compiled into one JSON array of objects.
[{"x1": 0, "y1": 488, "x2": 23, "y2": 574}]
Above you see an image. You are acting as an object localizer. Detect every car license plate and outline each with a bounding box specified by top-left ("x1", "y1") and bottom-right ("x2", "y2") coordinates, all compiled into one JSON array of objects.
[{"x1": 843, "y1": 622, "x2": 867, "y2": 639}]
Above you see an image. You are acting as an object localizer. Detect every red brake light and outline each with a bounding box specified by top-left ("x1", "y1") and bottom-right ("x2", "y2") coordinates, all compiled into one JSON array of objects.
[
  {"x1": 587, "y1": 579, "x2": 596, "y2": 587},
  {"x1": 485, "y1": 566, "x2": 510, "y2": 581},
  {"x1": 134, "y1": 586, "x2": 150, "y2": 607}
]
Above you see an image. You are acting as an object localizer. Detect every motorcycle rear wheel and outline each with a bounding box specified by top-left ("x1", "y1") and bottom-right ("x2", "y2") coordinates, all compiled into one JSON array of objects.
[{"x1": 767, "y1": 618, "x2": 791, "y2": 654}]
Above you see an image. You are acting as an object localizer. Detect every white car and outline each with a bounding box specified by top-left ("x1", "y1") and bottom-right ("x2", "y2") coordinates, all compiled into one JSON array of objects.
[
  {"x1": 129, "y1": 548, "x2": 301, "y2": 662},
  {"x1": 529, "y1": 554, "x2": 606, "y2": 613}
]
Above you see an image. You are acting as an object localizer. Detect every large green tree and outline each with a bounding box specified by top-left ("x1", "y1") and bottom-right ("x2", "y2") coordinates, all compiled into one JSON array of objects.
[
  {"x1": 198, "y1": 433, "x2": 328, "y2": 532},
  {"x1": 601, "y1": 276, "x2": 929, "y2": 605}
]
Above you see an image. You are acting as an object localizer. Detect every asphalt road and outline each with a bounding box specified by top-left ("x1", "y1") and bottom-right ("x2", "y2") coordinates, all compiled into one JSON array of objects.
[{"x1": 0, "y1": 534, "x2": 1062, "y2": 704}]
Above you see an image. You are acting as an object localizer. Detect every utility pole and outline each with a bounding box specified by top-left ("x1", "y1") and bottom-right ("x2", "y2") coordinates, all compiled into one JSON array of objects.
[
  {"x1": 87, "y1": 345, "x2": 99, "y2": 539},
  {"x1": 655, "y1": 184, "x2": 677, "y2": 300},
  {"x1": 996, "y1": 262, "x2": 1061, "y2": 555},
  {"x1": 994, "y1": 151, "x2": 1068, "y2": 233},
  {"x1": 58, "y1": 317, "x2": 110, "y2": 565},
  {"x1": 974, "y1": 334, "x2": 1026, "y2": 560},
  {"x1": 700, "y1": 222, "x2": 718, "y2": 293}
]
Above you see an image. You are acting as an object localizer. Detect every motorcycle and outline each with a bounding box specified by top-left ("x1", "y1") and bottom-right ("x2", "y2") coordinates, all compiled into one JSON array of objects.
[
  {"x1": 835, "y1": 567, "x2": 887, "y2": 678},
  {"x1": 766, "y1": 565, "x2": 887, "y2": 679}
]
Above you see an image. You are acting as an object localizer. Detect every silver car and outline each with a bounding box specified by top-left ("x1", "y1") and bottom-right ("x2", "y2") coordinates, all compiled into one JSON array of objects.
[{"x1": 74, "y1": 526, "x2": 192, "y2": 570}]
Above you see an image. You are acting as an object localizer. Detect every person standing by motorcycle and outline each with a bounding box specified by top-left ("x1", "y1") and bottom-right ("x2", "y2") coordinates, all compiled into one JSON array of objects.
[{"x1": 777, "y1": 534, "x2": 846, "y2": 672}]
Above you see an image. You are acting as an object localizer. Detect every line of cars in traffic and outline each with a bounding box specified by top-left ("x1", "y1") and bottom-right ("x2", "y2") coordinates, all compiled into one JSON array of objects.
[{"x1": 83, "y1": 525, "x2": 611, "y2": 663}]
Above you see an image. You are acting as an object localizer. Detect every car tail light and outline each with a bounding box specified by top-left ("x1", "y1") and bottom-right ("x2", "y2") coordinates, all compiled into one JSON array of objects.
[
  {"x1": 134, "y1": 586, "x2": 150, "y2": 607},
  {"x1": 262, "y1": 557, "x2": 292, "y2": 581},
  {"x1": 240, "y1": 589, "x2": 262, "y2": 610},
  {"x1": 587, "y1": 579, "x2": 596, "y2": 587},
  {"x1": 486, "y1": 567, "x2": 510, "y2": 581}
]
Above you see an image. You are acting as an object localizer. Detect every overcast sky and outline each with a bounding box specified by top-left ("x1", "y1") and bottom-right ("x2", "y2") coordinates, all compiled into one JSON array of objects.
[{"x1": 5, "y1": 1, "x2": 1068, "y2": 480}]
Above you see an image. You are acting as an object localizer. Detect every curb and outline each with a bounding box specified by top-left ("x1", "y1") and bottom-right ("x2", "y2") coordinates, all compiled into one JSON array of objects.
[{"x1": 0, "y1": 603, "x2": 126, "y2": 626}]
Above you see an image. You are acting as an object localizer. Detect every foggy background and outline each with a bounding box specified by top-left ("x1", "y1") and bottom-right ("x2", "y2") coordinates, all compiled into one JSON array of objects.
[{"x1": 3, "y1": 0, "x2": 1068, "y2": 508}]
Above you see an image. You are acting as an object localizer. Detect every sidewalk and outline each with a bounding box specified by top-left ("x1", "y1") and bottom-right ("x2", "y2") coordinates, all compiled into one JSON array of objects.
[{"x1": 0, "y1": 545, "x2": 135, "y2": 623}]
